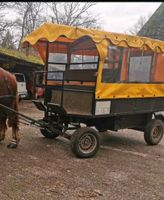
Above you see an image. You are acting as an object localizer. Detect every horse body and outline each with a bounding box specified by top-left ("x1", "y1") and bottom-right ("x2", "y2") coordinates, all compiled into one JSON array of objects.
[{"x1": 0, "y1": 67, "x2": 19, "y2": 148}]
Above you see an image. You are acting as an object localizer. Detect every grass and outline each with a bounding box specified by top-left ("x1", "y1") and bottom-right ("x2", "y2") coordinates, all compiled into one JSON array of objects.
[{"x1": 0, "y1": 46, "x2": 44, "y2": 65}]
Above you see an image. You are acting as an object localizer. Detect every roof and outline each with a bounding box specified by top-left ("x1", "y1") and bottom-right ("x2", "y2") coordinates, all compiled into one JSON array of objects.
[
  {"x1": 22, "y1": 22, "x2": 164, "y2": 53},
  {"x1": 0, "y1": 46, "x2": 44, "y2": 66},
  {"x1": 138, "y1": 3, "x2": 164, "y2": 40}
]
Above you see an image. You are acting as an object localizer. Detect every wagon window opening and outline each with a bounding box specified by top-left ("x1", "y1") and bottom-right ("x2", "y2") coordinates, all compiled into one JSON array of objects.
[
  {"x1": 69, "y1": 36, "x2": 99, "y2": 70},
  {"x1": 70, "y1": 53, "x2": 98, "y2": 70},
  {"x1": 47, "y1": 52, "x2": 67, "y2": 80},
  {"x1": 46, "y1": 36, "x2": 99, "y2": 81},
  {"x1": 128, "y1": 48, "x2": 154, "y2": 82},
  {"x1": 46, "y1": 40, "x2": 69, "y2": 80},
  {"x1": 49, "y1": 52, "x2": 67, "y2": 63},
  {"x1": 102, "y1": 45, "x2": 123, "y2": 83}
]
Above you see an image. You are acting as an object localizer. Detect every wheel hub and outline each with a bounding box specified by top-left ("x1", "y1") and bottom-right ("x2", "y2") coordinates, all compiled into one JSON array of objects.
[
  {"x1": 79, "y1": 133, "x2": 97, "y2": 153},
  {"x1": 152, "y1": 126, "x2": 162, "y2": 139}
]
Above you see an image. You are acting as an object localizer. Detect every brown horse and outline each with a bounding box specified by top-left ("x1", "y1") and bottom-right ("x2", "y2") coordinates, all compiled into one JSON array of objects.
[{"x1": 0, "y1": 67, "x2": 19, "y2": 148}]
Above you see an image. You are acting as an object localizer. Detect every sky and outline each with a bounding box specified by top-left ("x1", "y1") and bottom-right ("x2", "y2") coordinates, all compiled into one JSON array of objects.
[{"x1": 91, "y1": 2, "x2": 162, "y2": 33}]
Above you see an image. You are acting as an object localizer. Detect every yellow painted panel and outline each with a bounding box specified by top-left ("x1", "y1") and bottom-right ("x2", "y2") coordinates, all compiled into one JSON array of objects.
[{"x1": 96, "y1": 83, "x2": 164, "y2": 99}]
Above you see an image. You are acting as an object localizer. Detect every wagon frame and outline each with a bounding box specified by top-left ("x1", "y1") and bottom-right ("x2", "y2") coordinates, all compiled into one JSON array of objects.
[{"x1": 1, "y1": 23, "x2": 164, "y2": 158}]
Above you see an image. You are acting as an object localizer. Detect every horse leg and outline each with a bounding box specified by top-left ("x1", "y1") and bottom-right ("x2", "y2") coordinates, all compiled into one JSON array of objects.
[
  {"x1": 7, "y1": 115, "x2": 20, "y2": 148},
  {"x1": 7, "y1": 94, "x2": 20, "y2": 148},
  {"x1": 7, "y1": 126, "x2": 19, "y2": 148},
  {"x1": 0, "y1": 116, "x2": 7, "y2": 142}
]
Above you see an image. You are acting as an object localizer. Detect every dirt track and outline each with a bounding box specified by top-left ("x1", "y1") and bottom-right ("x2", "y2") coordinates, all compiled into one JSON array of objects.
[{"x1": 0, "y1": 100, "x2": 164, "y2": 200}]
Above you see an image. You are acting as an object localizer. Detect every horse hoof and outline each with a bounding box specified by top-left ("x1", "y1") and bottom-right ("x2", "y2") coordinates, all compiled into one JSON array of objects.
[
  {"x1": 0, "y1": 140, "x2": 5, "y2": 145},
  {"x1": 7, "y1": 143, "x2": 18, "y2": 148}
]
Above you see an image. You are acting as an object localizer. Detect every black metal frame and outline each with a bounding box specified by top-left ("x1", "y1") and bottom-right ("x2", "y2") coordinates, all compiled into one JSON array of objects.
[
  {"x1": 35, "y1": 70, "x2": 96, "y2": 112},
  {"x1": 31, "y1": 38, "x2": 164, "y2": 134},
  {"x1": 36, "y1": 39, "x2": 99, "y2": 116},
  {"x1": 0, "y1": 34, "x2": 164, "y2": 156}
]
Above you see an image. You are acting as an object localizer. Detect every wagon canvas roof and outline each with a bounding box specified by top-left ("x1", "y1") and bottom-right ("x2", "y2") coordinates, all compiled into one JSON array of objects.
[
  {"x1": 22, "y1": 22, "x2": 164, "y2": 54},
  {"x1": 22, "y1": 23, "x2": 164, "y2": 100}
]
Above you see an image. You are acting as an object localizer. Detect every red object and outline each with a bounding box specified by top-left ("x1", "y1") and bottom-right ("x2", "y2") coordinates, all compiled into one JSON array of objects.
[{"x1": 36, "y1": 87, "x2": 44, "y2": 97}]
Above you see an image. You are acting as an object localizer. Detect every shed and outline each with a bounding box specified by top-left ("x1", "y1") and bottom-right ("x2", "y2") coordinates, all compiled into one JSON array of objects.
[{"x1": 0, "y1": 46, "x2": 44, "y2": 97}]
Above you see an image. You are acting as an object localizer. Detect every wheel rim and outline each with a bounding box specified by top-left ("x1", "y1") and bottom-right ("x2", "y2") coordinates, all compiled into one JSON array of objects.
[
  {"x1": 78, "y1": 133, "x2": 97, "y2": 154},
  {"x1": 152, "y1": 125, "x2": 162, "y2": 140}
]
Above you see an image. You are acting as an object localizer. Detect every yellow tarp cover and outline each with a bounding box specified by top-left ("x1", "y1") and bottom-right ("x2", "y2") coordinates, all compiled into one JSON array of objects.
[
  {"x1": 22, "y1": 23, "x2": 164, "y2": 53},
  {"x1": 22, "y1": 23, "x2": 164, "y2": 99}
]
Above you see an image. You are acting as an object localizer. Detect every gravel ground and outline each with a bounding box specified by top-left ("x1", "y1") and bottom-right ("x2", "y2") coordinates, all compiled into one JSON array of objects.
[{"x1": 0, "y1": 100, "x2": 164, "y2": 200}]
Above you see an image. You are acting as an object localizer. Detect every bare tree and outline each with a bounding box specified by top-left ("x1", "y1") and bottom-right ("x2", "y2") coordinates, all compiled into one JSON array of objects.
[
  {"x1": 128, "y1": 16, "x2": 147, "y2": 35},
  {"x1": 126, "y1": 13, "x2": 152, "y2": 35},
  {"x1": 47, "y1": 2, "x2": 100, "y2": 28},
  {"x1": 0, "y1": 2, "x2": 15, "y2": 43},
  {"x1": 1, "y1": 30, "x2": 16, "y2": 49},
  {"x1": 0, "y1": 2, "x2": 101, "y2": 51},
  {"x1": 13, "y1": 2, "x2": 44, "y2": 50}
]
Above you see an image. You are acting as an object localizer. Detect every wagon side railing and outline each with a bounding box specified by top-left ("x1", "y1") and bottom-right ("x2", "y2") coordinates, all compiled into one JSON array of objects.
[{"x1": 34, "y1": 70, "x2": 96, "y2": 115}]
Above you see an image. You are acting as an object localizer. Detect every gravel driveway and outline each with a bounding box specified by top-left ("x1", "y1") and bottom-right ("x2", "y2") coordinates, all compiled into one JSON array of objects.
[{"x1": 0, "y1": 100, "x2": 163, "y2": 200}]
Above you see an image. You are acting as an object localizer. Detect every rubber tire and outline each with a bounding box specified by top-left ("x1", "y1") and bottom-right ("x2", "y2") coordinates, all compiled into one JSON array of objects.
[
  {"x1": 70, "y1": 127, "x2": 100, "y2": 158},
  {"x1": 40, "y1": 128, "x2": 59, "y2": 139},
  {"x1": 144, "y1": 119, "x2": 164, "y2": 145}
]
